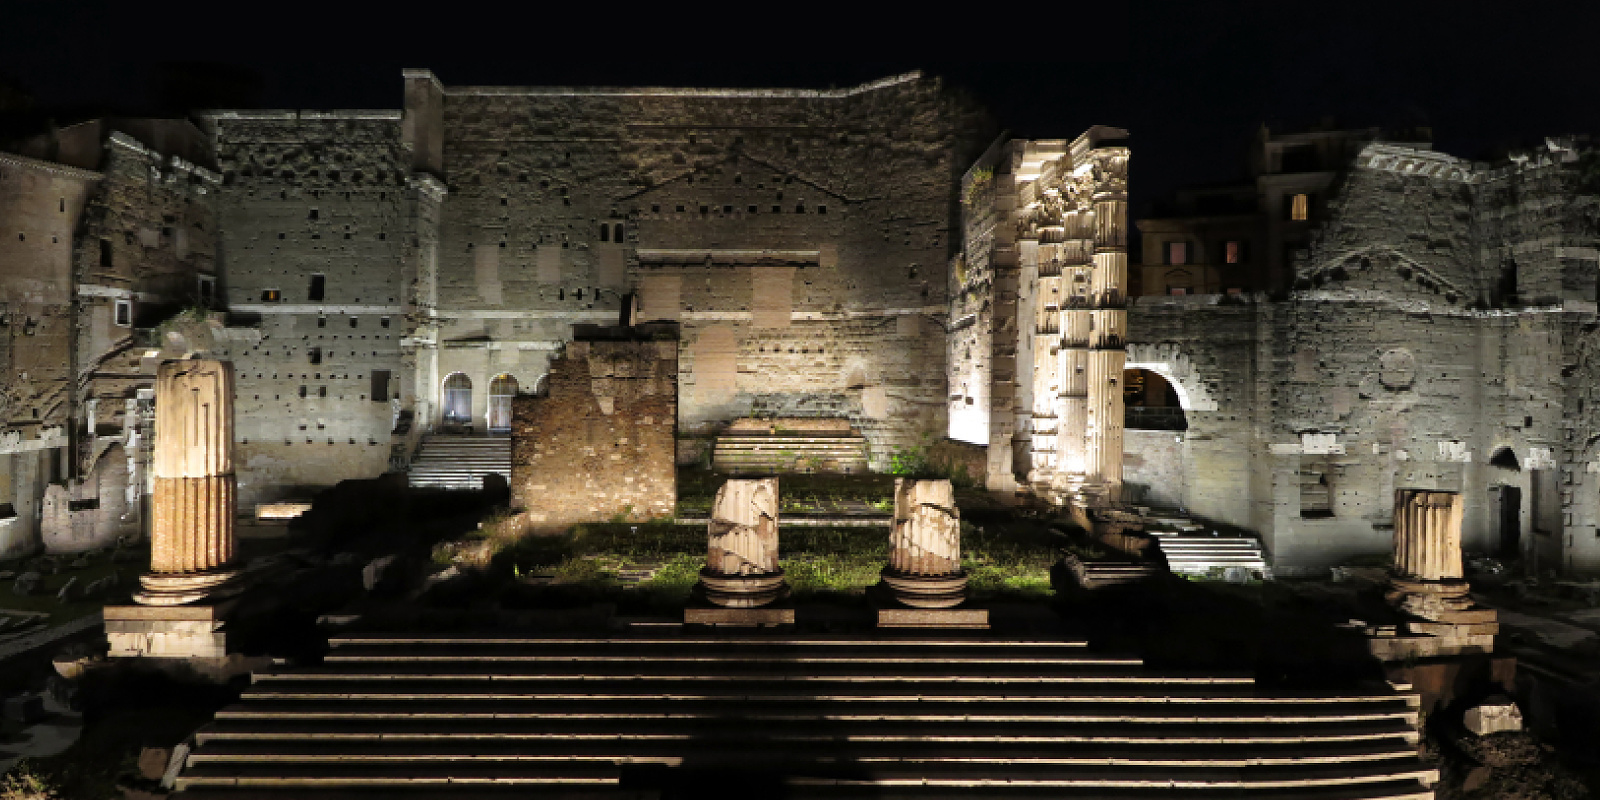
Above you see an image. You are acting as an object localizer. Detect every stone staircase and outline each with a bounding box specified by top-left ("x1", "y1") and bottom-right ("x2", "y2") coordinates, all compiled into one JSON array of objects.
[
  {"x1": 174, "y1": 634, "x2": 1437, "y2": 798},
  {"x1": 1153, "y1": 532, "x2": 1271, "y2": 579},
  {"x1": 1139, "y1": 510, "x2": 1271, "y2": 579},
  {"x1": 406, "y1": 435, "x2": 511, "y2": 491},
  {"x1": 713, "y1": 419, "x2": 868, "y2": 474}
]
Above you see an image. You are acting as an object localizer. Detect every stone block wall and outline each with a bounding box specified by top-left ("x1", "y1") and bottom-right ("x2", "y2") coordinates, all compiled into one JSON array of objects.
[
  {"x1": 510, "y1": 336, "x2": 677, "y2": 526},
  {"x1": 208, "y1": 112, "x2": 413, "y2": 504}
]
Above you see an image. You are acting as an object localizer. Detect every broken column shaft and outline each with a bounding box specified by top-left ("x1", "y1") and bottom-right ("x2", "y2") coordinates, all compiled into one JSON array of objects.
[
  {"x1": 698, "y1": 478, "x2": 787, "y2": 608},
  {"x1": 882, "y1": 478, "x2": 968, "y2": 608},
  {"x1": 135, "y1": 358, "x2": 239, "y2": 605}
]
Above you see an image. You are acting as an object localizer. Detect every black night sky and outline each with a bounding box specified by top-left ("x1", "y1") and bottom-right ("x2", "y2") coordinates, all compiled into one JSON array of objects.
[{"x1": 3, "y1": 2, "x2": 1599, "y2": 223}]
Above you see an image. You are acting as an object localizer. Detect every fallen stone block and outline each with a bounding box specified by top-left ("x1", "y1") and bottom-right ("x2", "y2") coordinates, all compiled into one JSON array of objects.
[{"x1": 1464, "y1": 696, "x2": 1523, "y2": 736}]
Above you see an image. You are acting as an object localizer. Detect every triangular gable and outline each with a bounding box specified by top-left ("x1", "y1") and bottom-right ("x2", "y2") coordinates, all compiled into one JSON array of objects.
[{"x1": 619, "y1": 153, "x2": 854, "y2": 205}]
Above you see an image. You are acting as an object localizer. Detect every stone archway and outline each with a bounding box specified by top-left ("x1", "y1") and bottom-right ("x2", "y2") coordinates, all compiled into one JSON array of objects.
[
  {"x1": 442, "y1": 373, "x2": 472, "y2": 427},
  {"x1": 1124, "y1": 342, "x2": 1218, "y2": 413}
]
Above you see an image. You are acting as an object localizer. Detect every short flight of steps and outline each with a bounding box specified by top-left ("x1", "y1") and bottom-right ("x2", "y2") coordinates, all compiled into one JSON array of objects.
[
  {"x1": 1150, "y1": 532, "x2": 1270, "y2": 580},
  {"x1": 176, "y1": 634, "x2": 1437, "y2": 799},
  {"x1": 405, "y1": 435, "x2": 511, "y2": 491},
  {"x1": 713, "y1": 418, "x2": 868, "y2": 474}
]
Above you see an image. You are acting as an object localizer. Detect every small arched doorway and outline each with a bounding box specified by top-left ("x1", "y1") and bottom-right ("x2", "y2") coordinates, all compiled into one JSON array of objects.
[
  {"x1": 488, "y1": 374, "x2": 518, "y2": 433},
  {"x1": 1489, "y1": 446, "x2": 1522, "y2": 559},
  {"x1": 1122, "y1": 368, "x2": 1188, "y2": 431},
  {"x1": 442, "y1": 373, "x2": 472, "y2": 427}
]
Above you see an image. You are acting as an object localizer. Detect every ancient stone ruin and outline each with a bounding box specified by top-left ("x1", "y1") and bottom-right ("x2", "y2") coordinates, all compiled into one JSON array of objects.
[
  {"x1": 1370, "y1": 489, "x2": 1499, "y2": 660},
  {"x1": 136, "y1": 358, "x2": 239, "y2": 606},
  {"x1": 695, "y1": 477, "x2": 787, "y2": 610}
]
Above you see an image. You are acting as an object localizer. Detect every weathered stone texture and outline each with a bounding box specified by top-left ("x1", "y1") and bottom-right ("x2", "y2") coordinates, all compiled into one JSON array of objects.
[
  {"x1": 888, "y1": 478, "x2": 961, "y2": 576},
  {"x1": 145, "y1": 359, "x2": 236, "y2": 578},
  {"x1": 707, "y1": 478, "x2": 780, "y2": 575},
  {"x1": 208, "y1": 113, "x2": 411, "y2": 505},
  {"x1": 1102, "y1": 139, "x2": 1600, "y2": 572},
  {"x1": 509, "y1": 336, "x2": 676, "y2": 525},
  {"x1": 1393, "y1": 489, "x2": 1464, "y2": 583}
]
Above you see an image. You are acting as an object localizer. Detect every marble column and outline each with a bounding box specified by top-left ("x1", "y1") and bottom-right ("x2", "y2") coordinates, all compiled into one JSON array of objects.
[
  {"x1": 697, "y1": 478, "x2": 787, "y2": 608},
  {"x1": 135, "y1": 358, "x2": 239, "y2": 606},
  {"x1": 1386, "y1": 489, "x2": 1471, "y2": 618},
  {"x1": 882, "y1": 479, "x2": 968, "y2": 608}
]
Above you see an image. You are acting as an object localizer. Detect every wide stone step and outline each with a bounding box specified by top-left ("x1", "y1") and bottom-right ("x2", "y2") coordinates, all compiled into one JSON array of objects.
[
  {"x1": 176, "y1": 758, "x2": 1437, "y2": 790},
  {"x1": 214, "y1": 703, "x2": 1417, "y2": 727},
  {"x1": 188, "y1": 737, "x2": 1421, "y2": 766},
  {"x1": 174, "y1": 781, "x2": 1436, "y2": 800},
  {"x1": 241, "y1": 681, "x2": 1411, "y2": 706}
]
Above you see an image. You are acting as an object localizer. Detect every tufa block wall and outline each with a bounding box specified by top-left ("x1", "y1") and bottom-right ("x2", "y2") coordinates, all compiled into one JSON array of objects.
[{"x1": 510, "y1": 337, "x2": 677, "y2": 526}]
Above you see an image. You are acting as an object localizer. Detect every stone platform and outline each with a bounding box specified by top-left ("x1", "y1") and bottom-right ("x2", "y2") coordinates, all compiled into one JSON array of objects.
[
  {"x1": 876, "y1": 607, "x2": 989, "y2": 629},
  {"x1": 683, "y1": 605, "x2": 795, "y2": 627},
  {"x1": 104, "y1": 603, "x2": 232, "y2": 658}
]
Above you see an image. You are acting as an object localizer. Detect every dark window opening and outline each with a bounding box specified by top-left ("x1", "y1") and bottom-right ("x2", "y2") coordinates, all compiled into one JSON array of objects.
[
  {"x1": 599, "y1": 224, "x2": 609, "y2": 242},
  {"x1": 317, "y1": 316, "x2": 326, "y2": 328},
  {"x1": 380, "y1": 317, "x2": 390, "y2": 329},
  {"x1": 262, "y1": 289, "x2": 281, "y2": 302},
  {"x1": 371, "y1": 369, "x2": 391, "y2": 402},
  {"x1": 309, "y1": 274, "x2": 325, "y2": 301},
  {"x1": 309, "y1": 347, "x2": 322, "y2": 365},
  {"x1": 114, "y1": 300, "x2": 131, "y2": 327},
  {"x1": 613, "y1": 222, "x2": 623, "y2": 240},
  {"x1": 299, "y1": 386, "x2": 307, "y2": 398},
  {"x1": 308, "y1": 209, "x2": 319, "y2": 221},
  {"x1": 319, "y1": 386, "x2": 327, "y2": 398},
  {"x1": 349, "y1": 317, "x2": 358, "y2": 329},
  {"x1": 99, "y1": 239, "x2": 112, "y2": 267}
]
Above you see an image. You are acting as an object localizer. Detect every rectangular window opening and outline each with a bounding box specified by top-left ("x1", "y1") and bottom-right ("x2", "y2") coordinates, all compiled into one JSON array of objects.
[
  {"x1": 1290, "y1": 194, "x2": 1310, "y2": 221},
  {"x1": 371, "y1": 369, "x2": 391, "y2": 403},
  {"x1": 262, "y1": 289, "x2": 281, "y2": 303},
  {"x1": 1167, "y1": 241, "x2": 1187, "y2": 265},
  {"x1": 309, "y1": 274, "x2": 325, "y2": 302},
  {"x1": 114, "y1": 300, "x2": 131, "y2": 327}
]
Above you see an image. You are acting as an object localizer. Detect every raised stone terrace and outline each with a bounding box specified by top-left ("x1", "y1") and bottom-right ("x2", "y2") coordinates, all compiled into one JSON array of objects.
[{"x1": 174, "y1": 632, "x2": 1434, "y2": 798}]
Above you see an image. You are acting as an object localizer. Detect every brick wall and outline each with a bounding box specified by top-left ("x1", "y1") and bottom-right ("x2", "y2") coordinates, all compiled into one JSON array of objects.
[{"x1": 510, "y1": 335, "x2": 677, "y2": 526}]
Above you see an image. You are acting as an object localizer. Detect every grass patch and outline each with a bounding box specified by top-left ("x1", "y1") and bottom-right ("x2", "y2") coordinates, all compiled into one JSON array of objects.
[{"x1": 676, "y1": 469, "x2": 896, "y2": 517}]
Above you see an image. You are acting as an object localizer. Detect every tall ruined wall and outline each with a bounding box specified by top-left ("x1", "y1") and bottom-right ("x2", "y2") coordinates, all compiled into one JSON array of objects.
[
  {"x1": 209, "y1": 112, "x2": 413, "y2": 504},
  {"x1": 1119, "y1": 139, "x2": 1600, "y2": 573},
  {"x1": 0, "y1": 153, "x2": 98, "y2": 556},
  {"x1": 510, "y1": 336, "x2": 676, "y2": 525},
  {"x1": 431, "y1": 74, "x2": 990, "y2": 468}
]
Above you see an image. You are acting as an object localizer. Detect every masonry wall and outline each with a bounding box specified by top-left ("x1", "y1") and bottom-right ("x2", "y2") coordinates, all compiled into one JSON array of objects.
[
  {"x1": 510, "y1": 337, "x2": 676, "y2": 525},
  {"x1": 1110, "y1": 141, "x2": 1600, "y2": 574},
  {"x1": 209, "y1": 113, "x2": 413, "y2": 505},
  {"x1": 429, "y1": 74, "x2": 991, "y2": 469}
]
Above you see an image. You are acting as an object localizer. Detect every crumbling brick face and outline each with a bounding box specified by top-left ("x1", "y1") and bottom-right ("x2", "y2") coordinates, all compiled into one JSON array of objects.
[
  {"x1": 209, "y1": 113, "x2": 411, "y2": 505},
  {"x1": 510, "y1": 338, "x2": 677, "y2": 525}
]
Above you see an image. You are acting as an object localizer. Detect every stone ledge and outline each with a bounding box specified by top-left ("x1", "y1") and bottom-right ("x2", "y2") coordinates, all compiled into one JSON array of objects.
[
  {"x1": 683, "y1": 606, "x2": 795, "y2": 627},
  {"x1": 877, "y1": 607, "x2": 990, "y2": 629}
]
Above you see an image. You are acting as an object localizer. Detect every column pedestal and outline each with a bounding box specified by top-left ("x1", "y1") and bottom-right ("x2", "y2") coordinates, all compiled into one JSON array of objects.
[
  {"x1": 876, "y1": 479, "x2": 987, "y2": 629},
  {"x1": 687, "y1": 478, "x2": 792, "y2": 626},
  {"x1": 1369, "y1": 490, "x2": 1498, "y2": 660}
]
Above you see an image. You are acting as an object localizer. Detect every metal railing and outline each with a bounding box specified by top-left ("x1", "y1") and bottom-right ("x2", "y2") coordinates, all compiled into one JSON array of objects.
[{"x1": 1125, "y1": 406, "x2": 1188, "y2": 431}]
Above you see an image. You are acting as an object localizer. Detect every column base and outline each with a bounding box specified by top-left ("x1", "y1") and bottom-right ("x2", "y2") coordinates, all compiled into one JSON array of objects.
[
  {"x1": 880, "y1": 568, "x2": 970, "y2": 609},
  {"x1": 105, "y1": 603, "x2": 233, "y2": 659},
  {"x1": 683, "y1": 605, "x2": 795, "y2": 627},
  {"x1": 1369, "y1": 575, "x2": 1499, "y2": 660},
  {"x1": 696, "y1": 567, "x2": 788, "y2": 609},
  {"x1": 134, "y1": 567, "x2": 242, "y2": 606},
  {"x1": 876, "y1": 607, "x2": 989, "y2": 629}
]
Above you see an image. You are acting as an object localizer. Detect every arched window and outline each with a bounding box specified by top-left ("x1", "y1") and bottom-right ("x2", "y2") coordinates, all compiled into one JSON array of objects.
[
  {"x1": 488, "y1": 374, "x2": 519, "y2": 432},
  {"x1": 612, "y1": 221, "x2": 624, "y2": 241},
  {"x1": 1122, "y1": 368, "x2": 1187, "y2": 431},
  {"x1": 599, "y1": 223, "x2": 609, "y2": 243},
  {"x1": 442, "y1": 373, "x2": 472, "y2": 425}
]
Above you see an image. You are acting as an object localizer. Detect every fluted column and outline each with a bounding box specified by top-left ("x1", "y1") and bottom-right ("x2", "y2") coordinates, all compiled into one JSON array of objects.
[
  {"x1": 698, "y1": 478, "x2": 787, "y2": 608},
  {"x1": 882, "y1": 479, "x2": 968, "y2": 608},
  {"x1": 1386, "y1": 488, "x2": 1472, "y2": 619},
  {"x1": 136, "y1": 358, "x2": 240, "y2": 606},
  {"x1": 1392, "y1": 489, "x2": 1464, "y2": 582}
]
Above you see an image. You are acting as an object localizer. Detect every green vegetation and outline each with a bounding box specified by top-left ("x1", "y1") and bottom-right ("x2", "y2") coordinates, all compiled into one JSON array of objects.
[
  {"x1": 963, "y1": 167, "x2": 994, "y2": 207},
  {"x1": 455, "y1": 514, "x2": 1062, "y2": 615},
  {"x1": 676, "y1": 469, "x2": 897, "y2": 518}
]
